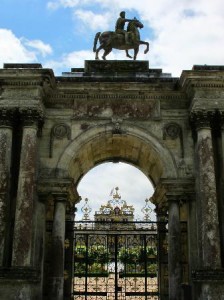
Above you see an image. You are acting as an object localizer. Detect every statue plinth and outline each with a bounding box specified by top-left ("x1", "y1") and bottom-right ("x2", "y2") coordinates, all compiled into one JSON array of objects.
[
  {"x1": 68, "y1": 60, "x2": 167, "y2": 79},
  {"x1": 84, "y1": 60, "x2": 149, "y2": 73}
]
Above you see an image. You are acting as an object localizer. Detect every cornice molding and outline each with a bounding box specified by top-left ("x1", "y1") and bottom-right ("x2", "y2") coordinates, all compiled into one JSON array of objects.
[
  {"x1": 180, "y1": 75, "x2": 224, "y2": 98},
  {"x1": 48, "y1": 92, "x2": 183, "y2": 101}
]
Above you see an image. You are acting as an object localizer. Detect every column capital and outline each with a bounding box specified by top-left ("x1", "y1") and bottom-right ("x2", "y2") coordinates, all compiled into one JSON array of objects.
[
  {"x1": 160, "y1": 178, "x2": 195, "y2": 202},
  {"x1": 0, "y1": 108, "x2": 15, "y2": 127},
  {"x1": 218, "y1": 111, "x2": 224, "y2": 129},
  {"x1": 190, "y1": 110, "x2": 215, "y2": 130},
  {"x1": 38, "y1": 177, "x2": 77, "y2": 206},
  {"x1": 19, "y1": 108, "x2": 44, "y2": 127},
  {"x1": 52, "y1": 192, "x2": 68, "y2": 203},
  {"x1": 166, "y1": 194, "x2": 181, "y2": 202}
]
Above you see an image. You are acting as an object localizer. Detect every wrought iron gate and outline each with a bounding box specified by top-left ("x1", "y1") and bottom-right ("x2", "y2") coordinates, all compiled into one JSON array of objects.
[{"x1": 73, "y1": 221, "x2": 164, "y2": 300}]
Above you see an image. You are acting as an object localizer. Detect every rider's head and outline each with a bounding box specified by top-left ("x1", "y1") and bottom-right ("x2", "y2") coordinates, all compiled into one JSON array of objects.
[{"x1": 120, "y1": 11, "x2": 125, "y2": 18}]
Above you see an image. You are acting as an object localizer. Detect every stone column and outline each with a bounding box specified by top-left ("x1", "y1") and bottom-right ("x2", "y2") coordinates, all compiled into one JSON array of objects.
[
  {"x1": 167, "y1": 196, "x2": 181, "y2": 300},
  {"x1": 12, "y1": 118, "x2": 39, "y2": 266},
  {"x1": 0, "y1": 111, "x2": 13, "y2": 265},
  {"x1": 218, "y1": 114, "x2": 224, "y2": 264},
  {"x1": 49, "y1": 193, "x2": 67, "y2": 300},
  {"x1": 193, "y1": 111, "x2": 221, "y2": 268}
]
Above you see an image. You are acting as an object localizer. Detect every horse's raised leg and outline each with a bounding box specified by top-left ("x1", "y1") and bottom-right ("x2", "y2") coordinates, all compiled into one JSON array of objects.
[
  {"x1": 139, "y1": 41, "x2": 149, "y2": 54},
  {"x1": 102, "y1": 48, "x2": 112, "y2": 60},
  {"x1": 126, "y1": 50, "x2": 132, "y2": 59}
]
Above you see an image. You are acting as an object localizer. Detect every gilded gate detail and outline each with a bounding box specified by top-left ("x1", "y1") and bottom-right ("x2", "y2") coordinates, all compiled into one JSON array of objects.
[{"x1": 72, "y1": 221, "x2": 188, "y2": 300}]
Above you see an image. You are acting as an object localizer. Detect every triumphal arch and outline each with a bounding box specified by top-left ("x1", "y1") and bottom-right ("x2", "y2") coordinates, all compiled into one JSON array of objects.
[{"x1": 0, "y1": 61, "x2": 224, "y2": 300}]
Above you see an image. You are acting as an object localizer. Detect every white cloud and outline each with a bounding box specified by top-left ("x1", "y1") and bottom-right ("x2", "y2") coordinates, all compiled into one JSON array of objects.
[
  {"x1": 23, "y1": 39, "x2": 53, "y2": 57},
  {"x1": 44, "y1": 50, "x2": 94, "y2": 74},
  {"x1": 0, "y1": 29, "x2": 53, "y2": 67},
  {"x1": 47, "y1": 0, "x2": 88, "y2": 10},
  {"x1": 0, "y1": 29, "x2": 36, "y2": 65},
  {"x1": 73, "y1": 10, "x2": 111, "y2": 31}
]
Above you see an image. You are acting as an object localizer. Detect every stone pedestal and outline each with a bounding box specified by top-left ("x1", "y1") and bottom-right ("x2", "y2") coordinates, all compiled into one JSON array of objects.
[{"x1": 84, "y1": 60, "x2": 149, "y2": 73}]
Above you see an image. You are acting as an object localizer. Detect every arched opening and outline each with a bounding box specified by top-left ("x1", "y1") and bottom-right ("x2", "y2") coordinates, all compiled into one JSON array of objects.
[
  {"x1": 76, "y1": 162, "x2": 156, "y2": 221},
  {"x1": 72, "y1": 162, "x2": 161, "y2": 300}
]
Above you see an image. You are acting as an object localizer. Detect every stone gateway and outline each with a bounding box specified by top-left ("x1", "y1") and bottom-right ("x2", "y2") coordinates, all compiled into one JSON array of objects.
[{"x1": 0, "y1": 60, "x2": 224, "y2": 300}]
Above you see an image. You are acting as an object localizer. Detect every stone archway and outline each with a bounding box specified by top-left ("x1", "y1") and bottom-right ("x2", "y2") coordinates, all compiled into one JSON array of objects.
[
  {"x1": 1, "y1": 62, "x2": 224, "y2": 300},
  {"x1": 55, "y1": 125, "x2": 182, "y2": 300},
  {"x1": 56, "y1": 124, "x2": 178, "y2": 187}
]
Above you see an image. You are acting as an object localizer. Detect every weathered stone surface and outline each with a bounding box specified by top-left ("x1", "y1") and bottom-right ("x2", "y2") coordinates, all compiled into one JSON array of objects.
[
  {"x1": 49, "y1": 196, "x2": 66, "y2": 300},
  {"x1": 12, "y1": 125, "x2": 38, "y2": 266},
  {"x1": 0, "y1": 62, "x2": 224, "y2": 300},
  {"x1": 196, "y1": 127, "x2": 221, "y2": 268},
  {"x1": 73, "y1": 97, "x2": 159, "y2": 120},
  {"x1": 3, "y1": 63, "x2": 42, "y2": 69},
  {"x1": 0, "y1": 126, "x2": 12, "y2": 265},
  {"x1": 84, "y1": 60, "x2": 149, "y2": 73}
]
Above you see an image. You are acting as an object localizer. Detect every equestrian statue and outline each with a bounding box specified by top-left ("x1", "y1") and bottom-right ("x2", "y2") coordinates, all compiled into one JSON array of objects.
[{"x1": 93, "y1": 11, "x2": 149, "y2": 60}]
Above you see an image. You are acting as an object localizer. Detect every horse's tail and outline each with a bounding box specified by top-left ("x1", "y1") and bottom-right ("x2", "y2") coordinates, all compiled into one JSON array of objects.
[{"x1": 93, "y1": 32, "x2": 101, "y2": 52}]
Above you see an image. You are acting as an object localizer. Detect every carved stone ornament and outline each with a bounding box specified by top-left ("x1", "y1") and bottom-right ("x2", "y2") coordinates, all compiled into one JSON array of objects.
[
  {"x1": 163, "y1": 122, "x2": 181, "y2": 140},
  {"x1": 112, "y1": 118, "x2": 123, "y2": 134},
  {"x1": 190, "y1": 110, "x2": 215, "y2": 130},
  {"x1": 0, "y1": 109, "x2": 15, "y2": 126},
  {"x1": 163, "y1": 122, "x2": 184, "y2": 158},
  {"x1": 49, "y1": 123, "x2": 71, "y2": 158},
  {"x1": 52, "y1": 123, "x2": 71, "y2": 139},
  {"x1": 19, "y1": 108, "x2": 44, "y2": 127}
]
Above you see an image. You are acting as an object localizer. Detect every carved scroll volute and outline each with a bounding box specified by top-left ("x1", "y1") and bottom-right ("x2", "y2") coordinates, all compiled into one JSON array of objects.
[{"x1": 49, "y1": 123, "x2": 71, "y2": 158}]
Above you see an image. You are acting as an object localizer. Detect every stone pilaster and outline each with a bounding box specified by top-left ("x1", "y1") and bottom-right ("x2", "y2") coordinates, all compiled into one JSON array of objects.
[
  {"x1": 12, "y1": 113, "x2": 40, "y2": 267},
  {"x1": 191, "y1": 110, "x2": 221, "y2": 268},
  {"x1": 167, "y1": 195, "x2": 181, "y2": 300},
  {"x1": 156, "y1": 205, "x2": 168, "y2": 298},
  {"x1": 0, "y1": 110, "x2": 13, "y2": 266},
  {"x1": 49, "y1": 193, "x2": 67, "y2": 300}
]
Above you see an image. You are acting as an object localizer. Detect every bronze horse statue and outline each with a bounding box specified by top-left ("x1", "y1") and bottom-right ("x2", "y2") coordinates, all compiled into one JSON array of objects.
[{"x1": 93, "y1": 19, "x2": 149, "y2": 60}]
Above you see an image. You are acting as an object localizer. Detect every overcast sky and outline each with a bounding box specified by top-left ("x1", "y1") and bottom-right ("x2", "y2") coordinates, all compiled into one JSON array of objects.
[
  {"x1": 0, "y1": 0, "x2": 224, "y2": 77},
  {"x1": 1, "y1": 0, "x2": 223, "y2": 219}
]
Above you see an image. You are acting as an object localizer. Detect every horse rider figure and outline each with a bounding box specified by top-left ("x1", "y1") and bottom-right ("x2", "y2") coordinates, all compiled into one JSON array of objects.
[{"x1": 115, "y1": 11, "x2": 132, "y2": 45}]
